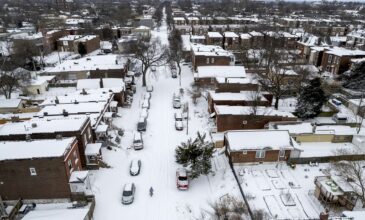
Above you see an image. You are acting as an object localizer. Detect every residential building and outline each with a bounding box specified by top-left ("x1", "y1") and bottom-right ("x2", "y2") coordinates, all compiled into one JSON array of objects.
[
  {"x1": 0, "y1": 137, "x2": 81, "y2": 200},
  {"x1": 206, "y1": 32, "x2": 223, "y2": 46},
  {"x1": 191, "y1": 44, "x2": 235, "y2": 71},
  {"x1": 224, "y1": 130, "x2": 294, "y2": 164}
]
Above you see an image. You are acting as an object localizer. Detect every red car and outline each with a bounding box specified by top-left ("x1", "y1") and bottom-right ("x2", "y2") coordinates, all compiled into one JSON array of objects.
[{"x1": 176, "y1": 168, "x2": 189, "y2": 190}]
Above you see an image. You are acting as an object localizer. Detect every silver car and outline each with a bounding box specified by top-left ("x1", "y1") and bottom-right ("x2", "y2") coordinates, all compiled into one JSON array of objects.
[
  {"x1": 122, "y1": 183, "x2": 136, "y2": 204},
  {"x1": 130, "y1": 159, "x2": 141, "y2": 176}
]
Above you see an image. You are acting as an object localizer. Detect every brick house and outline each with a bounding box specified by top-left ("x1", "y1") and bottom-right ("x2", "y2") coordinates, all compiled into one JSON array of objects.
[
  {"x1": 213, "y1": 105, "x2": 297, "y2": 132},
  {"x1": 173, "y1": 17, "x2": 186, "y2": 25},
  {"x1": 248, "y1": 31, "x2": 264, "y2": 47},
  {"x1": 321, "y1": 47, "x2": 365, "y2": 75},
  {"x1": 57, "y1": 35, "x2": 100, "y2": 54},
  {"x1": 206, "y1": 32, "x2": 223, "y2": 46},
  {"x1": 223, "y1": 32, "x2": 239, "y2": 50},
  {"x1": 0, "y1": 137, "x2": 81, "y2": 200},
  {"x1": 44, "y1": 30, "x2": 67, "y2": 51},
  {"x1": 215, "y1": 76, "x2": 259, "y2": 93},
  {"x1": 0, "y1": 117, "x2": 93, "y2": 167},
  {"x1": 194, "y1": 66, "x2": 245, "y2": 84},
  {"x1": 224, "y1": 130, "x2": 294, "y2": 164},
  {"x1": 240, "y1": 33, "x2": 252, "y2": 49},
  {"x1": 191, "y1": 44, "x2": 235, "y2": 71},
  {"x1": 207, "y1": 91, "x2": 270, "y2": 113}
]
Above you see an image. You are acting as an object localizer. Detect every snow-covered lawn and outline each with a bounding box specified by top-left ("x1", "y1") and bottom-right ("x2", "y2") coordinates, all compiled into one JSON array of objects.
[
  {"x1": 89, "y1": 11, "x2": 241, "y2": 220},
  {"x1": 235, "y1": 163, "x2": 327, "y2": 219}
]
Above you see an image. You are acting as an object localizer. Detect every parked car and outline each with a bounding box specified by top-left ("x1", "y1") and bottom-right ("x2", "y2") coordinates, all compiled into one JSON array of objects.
[
  {"x1": 141, "y1": 108, "x2": 148, "y2": 119},
  {"x1": 176, "y1": 168, "x2": 189, "y2": 190},
  {"x1": 133, "y1": 132, "x2": 143, "y2": 150},
  {"x1": 151, "y1": 66, "x2": 156, "y2": 72},
  {"x1": 142, "y1": 99, "x2": 150, "y2": 109},
  {"x1": 137, "y1": 116, "x2": 147, "y2": 131},
  {"x1": 332, "y1": 98, "x2": 342, "y2": 106},
  {"x1": 146, "y1": 85, "x2": 153, "y2": 92},
  {"x1": 175, "y1": 121, "x2": 183, "y2": 130},
  {"x1": 173, "y1": 97, "x2": 181, "y2": 109},
  {"x1": 174, "y1": 112, "x2": 183, "y2": 121},
  {"x1": 171, "y1": 70, "x2": 177, "y2": 78},
  {"x1": 144, "y1": 92, "x2": 152, "y2": 101},
  {"x1": 122, "y1": 183, "x2": 136, "y2": 204},
  {"x1": 130, "y1": 159, "x2": 141, "y2": 176}
]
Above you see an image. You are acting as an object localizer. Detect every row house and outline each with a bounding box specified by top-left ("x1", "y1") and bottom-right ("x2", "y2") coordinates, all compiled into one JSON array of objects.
[
  {"x1": 57, "y1": 35, "x2": 100, "y2": 54},
  {"x1": 224, "y1": 130, "x2": 295, "y2": 164},
  {"x1": 187, "y1": 17, "x2": 199, "y2": 25},
  {"x1": 44, "y1": 30, "x2": 67, "y2": 51},
  {"x1": 173, "y1": 17, "x2": 186, "y2": 25},
  {"x1": 175, "y1": 25, "x2": 192, "y2": 35},
  {"x1": 192, "y1": 25, "x2": 209, "y2": 35},
  {"x1": 223, "y1": 32, "x2": 239, "y2": 50},
  {"x1": 0, "y1": 117, "x2": 93, "y2": 167},
  {"x1": 0, "y1": 137, "x2": 81, "y2": 200},
  {"x1": 191, "y1": 44, "x2": 235, "y2": 71},
  {"x1": 346, "y1": 29, "x2": 365, "y2": 50},
  {"x1": 206, "y1": 32, "x2": 223, "y2": 46},
  {"x1": 207, "y1": 91, "x2": 270, "y2": 113},
  {"x1": 213, "y1": 105, "x2": 297, "y2": 132},
  {"x1": 190, "y1": 35, "x2": 205, "y2": 44},
  {"x1": 321, "y1": 47, "x2": 365, "y2": 75}
]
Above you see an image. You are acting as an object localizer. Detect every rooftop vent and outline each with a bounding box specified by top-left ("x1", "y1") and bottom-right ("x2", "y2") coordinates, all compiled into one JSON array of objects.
[{"x1": 31, "y1": 123, "x2": 37, "y2": 128}]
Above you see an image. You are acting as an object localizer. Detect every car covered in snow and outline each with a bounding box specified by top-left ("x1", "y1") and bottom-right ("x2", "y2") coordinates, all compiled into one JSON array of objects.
[
  {"x1": 176, "y1": 168, "x2": 188, "y2": 190},
  {"x1": 122, "y1": 183, "x2": 136, "y2": 204},
  {"x1": 171, "y1": 70, "x2": 177, "y2": 78},
  {"x1": 146, "y1": 85, "x2": 153, "y2": 92},
  {"x1": 142, "y1": 99, "x2": 150, "y2": 109},
  {"x1": 140, "y1": 108, "x2": 148, "y2": 119},
  {"x1": 144, "y1": 92, "x2": 152, "y2": 101},
  {"x1": 133, "y1": 132, "x2": 143, "y2": 150},
  {"x1": 137, "y1": 117, "x2": 147, "y2": 131},
  {"x1": 151, "y1": 66, "x2": 156, "y2": 72},
  {"x1": 174, "y1": 112, "x2": 183, "y2": 121},
  {"x1": 175, "y1": 121, "x2": 183, "y2": 131},
  {"x1": 130, "y1": 159, "x2": 141, "y2": 176},
  {"x1": 173, "y1": 96, "x2": 181, "y2": 109}
]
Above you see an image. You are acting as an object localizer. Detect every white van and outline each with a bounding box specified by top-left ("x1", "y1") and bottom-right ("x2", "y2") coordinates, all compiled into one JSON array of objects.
[{"x1": 133, "y1": 132, "x2": 143, "y2": 150}]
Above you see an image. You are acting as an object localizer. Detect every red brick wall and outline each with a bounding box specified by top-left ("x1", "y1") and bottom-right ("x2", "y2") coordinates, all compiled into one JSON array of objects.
[
  {"x1": 216, "y1": 114, "x2": 297, "y2": 132},
  {"x1": 0, "y1": 139, "x2": 80, "y2": 200},
  {"x1": 193, "y1": 55, "x2": 231, "y2": 71},
  {"x1": 229, "y1": 150, "x2": 291, "y2": 163}
]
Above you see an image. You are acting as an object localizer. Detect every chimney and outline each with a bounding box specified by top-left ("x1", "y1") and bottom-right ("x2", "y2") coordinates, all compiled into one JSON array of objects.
[
  {"x1": 55, "y1": 96, "x2": 59, "y2": 104},
  {"x1": 100, "y1": 78, "x2": 104, "y2": 88},
  {"x1": 25, "y1": 134, "x2": 32, "y2": 142},
  {"x1": 62, "y1": 109, "x2": 69, "y2": 117}
]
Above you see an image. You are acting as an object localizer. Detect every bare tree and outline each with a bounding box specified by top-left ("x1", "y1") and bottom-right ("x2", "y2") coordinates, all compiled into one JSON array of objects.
[
  {"x1": 168, "y1": 29, "x2": 184, "y2": 86},
  {"x1": 331, "y1": 153, "x2": 365, "y2": 207},
  {"x1": 259, "y1": 67, "x2": 288, "y2": 110},
  {"x1": 247, "y1": 88, "x2": 263, "y2": 115},
  {"x1": 12, "y1": 40, "x2": 40, "y2": 71},
  {"x1": 0, "y1": 68, "x2": 30, "y2": 99},
  {"x1": 128, "y1": 39, "x2": 168, "y2": 87}
]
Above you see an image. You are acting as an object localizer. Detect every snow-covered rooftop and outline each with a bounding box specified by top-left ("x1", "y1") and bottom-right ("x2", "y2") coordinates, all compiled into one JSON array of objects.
[
  {"x1": 240, "y1": 33, "x2": 252, "y2": 39},
  {"x1": 209, "y1": 91, "x2": 267, "y2": 101},
  {"x1": 22, "y1": 206, "x2": 89, "y2": 220},
  {"x1": 196, "y1": 66, "x2": 245, "y2": 79},
  {"x1": 224, "y1": 32, "x2": 238, "y2": 38},
  {"x1": 225, "y1": 130, "x2": 293, "y2": 151},
  {"x1": 85, "y1": 143, "x2": 102, "y2": 155},
  {"x1": 274, "y1": 122, "x2": 313, "y2": 134},
  {"x1": 47, "y1": 55, "x2": 128, "y2": 73},
  {"x1": 296, "y1": 142, "x2": 361, "y2": 158},
  {"x1": 38, "y1": 102, "x2": 107, "y2": 116},
  {"x1": 58, "y1": 35, "x2": 83, "y2": 41},
  {"x1": 0, "y1": 117, "x2": 88, "y2": 135},
  {"x1": 0, "y1": 137, "x2": 75, "y2": 161},
  {"x1": 28, "y1": 75, "x2": 55, "y2": 86},
  {"x1": 0, "y1": 99, "x2": 22, "y2": 108},
  {"x1": 325, "y1": 47, "x2": 365, "y2": 57},
  {"x1": 40, "y1": 91, "x2": 112, "y2": 106},
  {"x1": 207, "y1": 32, "x2": 223, "y2": 38},
  {"x1": 214, "y1": 105, "x2": 295, "y2": 117},
  {"x1": 315, "y1": 125, "x2": 358, "y2": 135},
  {"x1": 76, "y1": 78, "x2": 125, "y2": 91}
]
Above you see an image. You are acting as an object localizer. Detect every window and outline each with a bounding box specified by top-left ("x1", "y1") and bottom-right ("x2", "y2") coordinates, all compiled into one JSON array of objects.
[
  {"x1": 87, "y1": 127, "x2": 92, "y2": 139},
  {"x1": 73, "y1": 151, "x2": 78, "y2": 160},
  {"x1": 328, "y1": 55, "x2": 333, "y2": 63},
  {"x1": 279, "y1": 149, "x2": 285, "y2": 157},
  {"x1": 255, "y1": 150, "x2": 265, "y2": 158},
  {"x1": 206, "y1": 58, "x2": 209, "y2": 64},
  {"x1": 68, "y1": 159, "x2": 72, "y2": 170},
  {"x1": 83, "y1": 133, "x2": 88, "y2": 145},
  {"x1": 211, "y1": 58, "x2": 215, "y2": 63},
  {"x1": 242, "y1": 150, "x2": 247, "y2": 155},
  {"x1": 29, "y1": 167, "x2": 37, "y2": 176}
]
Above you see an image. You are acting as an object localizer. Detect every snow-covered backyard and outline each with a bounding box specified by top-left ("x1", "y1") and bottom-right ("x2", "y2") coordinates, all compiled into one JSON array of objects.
[
  {"x1": 89, "y1": 11, "x2": 241, "y2": 220},
  {"x1": 235, "y1": 163, "x2": 328, "y2": 219}
]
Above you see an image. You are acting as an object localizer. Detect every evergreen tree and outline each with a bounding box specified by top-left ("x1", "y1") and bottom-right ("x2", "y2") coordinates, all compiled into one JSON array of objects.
[
  {"x1": 175, "y1": 132, "x2": 215, "y2": 179},
  {"x1": 78, "y1": 43, "x2": 87, "y2": 56},
  {"x1": 342, "y1": 60, "x2": 365, "y2": 91},
  {"x1": 295, "y1": 77, "x2": 327, "y2": 119}
]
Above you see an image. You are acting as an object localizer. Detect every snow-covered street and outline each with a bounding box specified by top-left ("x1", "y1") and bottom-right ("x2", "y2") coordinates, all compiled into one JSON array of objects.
[{"x1": 90, "y1": 10, "x2": 241, "y2": 220}]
